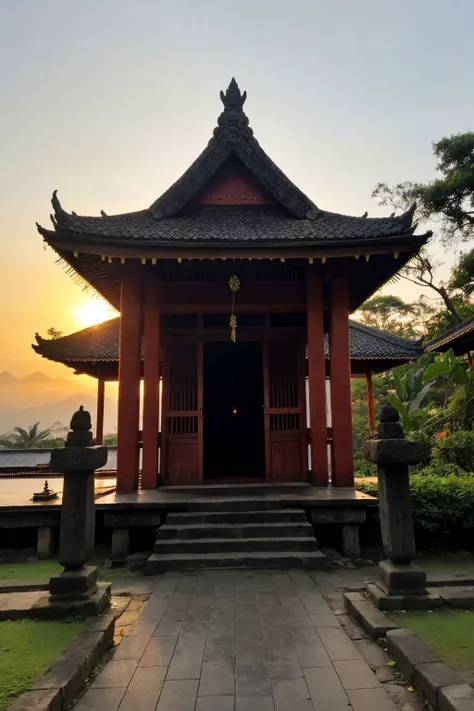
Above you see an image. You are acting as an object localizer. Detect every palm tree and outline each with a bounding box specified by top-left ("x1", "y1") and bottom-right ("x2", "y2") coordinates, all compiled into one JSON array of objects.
[{"x1": 0, "y1": 422, "x2": 52, "y2": 449}]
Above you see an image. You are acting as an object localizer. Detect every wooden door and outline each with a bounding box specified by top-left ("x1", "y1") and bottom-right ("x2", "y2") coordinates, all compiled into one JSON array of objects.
[
  {"x1": 264, "y1": 339, "x2": 308, "y2": 482},
  {"x1": 161, "y1": 338, "x2": 203, "y2": 485}
]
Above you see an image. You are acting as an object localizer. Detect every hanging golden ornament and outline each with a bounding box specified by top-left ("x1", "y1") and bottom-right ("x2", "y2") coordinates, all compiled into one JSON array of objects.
[{"x1": 228, "y1": 274, "x2": 240, "y2": 342}]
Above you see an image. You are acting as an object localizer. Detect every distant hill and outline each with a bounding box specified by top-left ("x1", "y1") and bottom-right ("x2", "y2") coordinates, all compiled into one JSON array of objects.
[
  {"x1": 0, "y1": 393, "x2": 118, "y2": 436},
  {"x1": 0, "y1": 371, "x2": 19, "y2": 385},
  {"x1": 21, "y1": 371, "x2": 54, "y2": 384}
]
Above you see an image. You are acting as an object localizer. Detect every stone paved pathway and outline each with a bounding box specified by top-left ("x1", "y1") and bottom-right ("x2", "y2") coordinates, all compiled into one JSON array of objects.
[{"x1": 75, "y1": 570, "x2": 400, "y2": 711}]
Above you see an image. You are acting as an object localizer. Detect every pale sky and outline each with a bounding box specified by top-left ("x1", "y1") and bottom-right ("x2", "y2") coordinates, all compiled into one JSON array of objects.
[{"x1": 1, "y1": 0, "x2": 473, "y2": 377}]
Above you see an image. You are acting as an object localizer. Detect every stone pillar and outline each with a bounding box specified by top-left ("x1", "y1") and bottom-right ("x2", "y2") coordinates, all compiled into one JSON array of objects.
[
  {"x1": 142, "y1": 268, "x2": 161, "y2": 489},
  {"x1": 117, "y1": 261, "x2": 142, "y2": 493},
  {"x1": 48, "y1": 406, "x2": 109, "y2": 614},
  {"x1": 329, "y1": 275, "x2": 354, "y2": 486},
  {"x1": 37, "y1": 527, "x2": 54, "y2": 560},
  {"x1": 111, "y1": 528, "x2": 131, "y2": 562},
  {"x1": 364, "y1": 404, "x2": 440, "y2": 609},
  {"x1": 342, "y1": 524, "x2": 360, "y2": 559},
  {"x1": 306, "y1": 264, "x2": 329, "y2": 486}
]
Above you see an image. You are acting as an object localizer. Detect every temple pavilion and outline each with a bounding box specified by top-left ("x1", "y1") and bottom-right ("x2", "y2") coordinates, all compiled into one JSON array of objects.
[{"x1": 35, "y1": 79, "x2": 430, "y2": 494}]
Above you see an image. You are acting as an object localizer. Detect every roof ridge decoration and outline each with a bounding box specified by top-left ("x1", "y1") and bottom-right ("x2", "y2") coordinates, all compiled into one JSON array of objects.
[{"x1": 149, "y1": 78, "x2": 319, "y2": 220}]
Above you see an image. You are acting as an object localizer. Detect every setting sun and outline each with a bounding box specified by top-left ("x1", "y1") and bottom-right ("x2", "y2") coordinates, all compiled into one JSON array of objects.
[{"x1": 73, "y1": 298, "x2": 117, "y2": 329}]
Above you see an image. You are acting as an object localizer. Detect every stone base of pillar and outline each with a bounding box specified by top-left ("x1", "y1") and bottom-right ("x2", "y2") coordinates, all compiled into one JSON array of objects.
[
  {"x1": 367, "y1": 582, "x2": 443, "y2": 611},
  {"x1": 367, "y1": 560, "x2": 442, "y2": 610},
  {"x1": 37, "y1": 527, "x2": 54, "y2": 560},
  {"x1": 341, "y1": 524, "x2": 360, "y2": 558},
  {"x1": 379, "y1": 560, "x2": 427, "y2": 594},
  {"x1": 40, "y1": 564, "x2": 111, "y2": 618},
  {"x1": 49, "y1": 565, "x2": 98, "y2": 601}
]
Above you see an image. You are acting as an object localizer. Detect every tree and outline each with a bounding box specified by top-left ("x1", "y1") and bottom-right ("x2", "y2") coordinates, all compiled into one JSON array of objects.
[
  {"x1": 46, "y1": 327, "x2": 63, "y2": 339},
  {"x1": 373, "y1": 132, "x2": 474, "y2": 242},
  {"x1": 358, "y1": 295, "x2": 415, "y2": 337},
  {"x1": 449, "y1": 248, "x2": 474, "y2": 298},
  {"x1": 0, "y1": 423, "x2": 53, "y2": 449}
]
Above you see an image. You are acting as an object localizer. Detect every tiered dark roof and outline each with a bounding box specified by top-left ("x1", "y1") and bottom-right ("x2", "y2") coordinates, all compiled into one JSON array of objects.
[
  {"x1": 33, "y1": 317, "x2": 423, "y2": 377},
  {"x1": 35, "y1": 79, "x2": 430, "y2": 309}
]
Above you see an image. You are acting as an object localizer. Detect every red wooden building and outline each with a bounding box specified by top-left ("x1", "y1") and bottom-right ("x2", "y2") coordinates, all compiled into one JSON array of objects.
[{"x1": 36, "y1": 80, "x2": 430, "y2": 494}]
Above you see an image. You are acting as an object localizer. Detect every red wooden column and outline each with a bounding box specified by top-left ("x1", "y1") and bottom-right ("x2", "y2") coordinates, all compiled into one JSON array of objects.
[
  {"x1": 306, "y1": 265, "x2": 329, "y2": 486},
  {"x1": 141, "y1": 268, "x2": 161, "y2": 489},
  {"x1": 117, "y1": 261, "x2": 143, "y2": 493},
  {"x1": 329, "y1": 274, "x2": 354, "y2": 486},
  {"x1": 95, "y1": 370, "x2": 105, "y2": 445},
  {"x1": 366, "y1": 368, "x2": 375, "y2": 431}
]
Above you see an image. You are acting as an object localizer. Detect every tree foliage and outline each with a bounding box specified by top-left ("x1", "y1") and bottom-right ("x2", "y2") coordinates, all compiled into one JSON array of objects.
[
  {"x1": 0, "y1": 423, "x2": 55, "y2": 449},
  {"x1": 373, "y1": 132, "x2": 474, "y2": 242}
]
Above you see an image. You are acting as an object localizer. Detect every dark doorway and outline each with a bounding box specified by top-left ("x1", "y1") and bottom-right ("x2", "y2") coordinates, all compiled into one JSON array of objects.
[{"x1": 203, "y1": 341, "x2": 265, "y2": 479}]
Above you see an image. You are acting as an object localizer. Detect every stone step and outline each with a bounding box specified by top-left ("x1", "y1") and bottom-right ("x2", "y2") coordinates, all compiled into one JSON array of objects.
[
  {"x1": 182, "y1": 499, "x2": 300, "y2": 513},
  {"x1": 144, "y1": 550, "x2": 328, "y2": 574},
  {"x1": 154, "y1": 536, "x2": 319, "y2": 554},
  {"x1": 156, "y1": 522, "x2": 314, "y2": 540},
  {"x1": 165, "y1": 508, "x2": 307, "y2": 525}
]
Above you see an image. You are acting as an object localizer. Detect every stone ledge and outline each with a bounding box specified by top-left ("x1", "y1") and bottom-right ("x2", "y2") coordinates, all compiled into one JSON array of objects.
[
  {"x1": 343, "y1": 591, "x2": 398, "y2": 638},
  {"x1": 386, "y1": 628, "x2": 438, "y2": 682},
  {"x1": 0, "y1": 579, "x2": 49, "y2": 594},
  {"x1": 25, "y1": 613, "x2": 114, "y2": 711},
  {"x1": 413, "y1": 662, "x2": 464, "y2": 710},
  {"x1": 7, "y1": 689, "x2": 62, "y2": 711},
  {"x1": 439, "y1": 684, "x2": 474, "y2": 711}
]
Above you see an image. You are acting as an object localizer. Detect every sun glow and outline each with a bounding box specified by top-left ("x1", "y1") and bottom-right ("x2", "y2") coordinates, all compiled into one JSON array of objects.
[{"x1": 73, "y1": 298, "x2": 117, "y2": 328}]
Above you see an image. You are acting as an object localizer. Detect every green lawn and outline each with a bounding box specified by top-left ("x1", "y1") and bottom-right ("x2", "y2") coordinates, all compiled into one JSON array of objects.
[
  {"x1": 0, "y1": 559, "x2": 133, "y2": 581},
  {"x1": 418, "y1": 555, "x2": 474, "y2": 574},
  {"x1": 0, "y1": 619, "x2": 84, "y2": 711},
  {"x1": 389, "y1": 610, "x2": 474, "y2": 673}
]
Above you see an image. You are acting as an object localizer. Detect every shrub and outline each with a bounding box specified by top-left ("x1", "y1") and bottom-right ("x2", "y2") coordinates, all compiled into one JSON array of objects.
[
  {"x1": 357, "y1": 474, "x2": 474, "y2": 547},
  {"x1": 418, "y1": 463, "x2": 470, "y2": 478},
  {"x1": 353, "y1": 457, "x2": 377, "y2": 478},
  {"x1": 433, "y1": 430, "x2": 474, "y2": 471}
]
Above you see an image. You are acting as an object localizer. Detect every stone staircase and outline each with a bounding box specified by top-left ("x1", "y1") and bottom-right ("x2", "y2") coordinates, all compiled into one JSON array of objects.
[{"x1": 144, "y1": 501, "x2": 327, "y2": 573}]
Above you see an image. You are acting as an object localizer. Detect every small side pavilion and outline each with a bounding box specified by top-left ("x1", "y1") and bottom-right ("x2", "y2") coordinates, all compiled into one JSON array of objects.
[
  {"x1": 36, "y1": 79, "x2": 430, "y2": 493},
  {"x1": 34, "y1": 317, "x2": 424, "y2": 441},
  {"x1": 425, "y1": 315, "x2": 474, "y2": 356}
]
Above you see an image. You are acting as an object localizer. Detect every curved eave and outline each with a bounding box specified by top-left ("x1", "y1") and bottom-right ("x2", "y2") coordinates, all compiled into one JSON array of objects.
[{"x1": 38, "y1": 224, "x2": 428, "y2": 257}]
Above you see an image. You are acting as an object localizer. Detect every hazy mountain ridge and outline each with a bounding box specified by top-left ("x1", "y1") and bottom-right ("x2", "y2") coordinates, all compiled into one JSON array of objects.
[{"x1": 0, "y1": 371, "x2": 117, "y2": 435}]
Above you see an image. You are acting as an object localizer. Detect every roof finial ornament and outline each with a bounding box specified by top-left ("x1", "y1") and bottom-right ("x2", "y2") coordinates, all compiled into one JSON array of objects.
[
  {"x1": 220, "y1": 78, "x2": 247, "y2": 112},
  {"x1": 215, "y1": 78, "x2": 251, "y2": 137}
]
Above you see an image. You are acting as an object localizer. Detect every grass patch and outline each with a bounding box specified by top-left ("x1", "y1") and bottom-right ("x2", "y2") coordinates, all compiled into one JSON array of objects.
[
  {"x1": 0, "y1": 619, "x2": 84, "y2": 711},
  {"x1": 418, "y1": 555, "x2": 474, "y2": 573},
  {"x1": 388, "y1": 609, "x2": 474, "y2": 673},
  {"x1": 0, "y1": 559, "x2": 133, "y2": 581}
]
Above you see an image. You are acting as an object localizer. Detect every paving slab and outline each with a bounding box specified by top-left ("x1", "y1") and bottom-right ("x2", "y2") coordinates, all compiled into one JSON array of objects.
[
  {"x1": 68, "y1": 569, "x2": 431, "y2": 711},
  {"x1": 347, "y1": 687, "x2": 399, "y2": 711},
  {"x1": 304, "y1": 667, "x2": 350, "y2": 711},
  {"x1": 333, "y1": 659, "x2": 381, "y2": 690}
]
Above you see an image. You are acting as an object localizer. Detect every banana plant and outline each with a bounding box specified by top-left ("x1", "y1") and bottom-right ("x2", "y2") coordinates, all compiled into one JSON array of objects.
[
  {"x1": 387, "y1": 367, "x2": 438, "y2": 434},
  {"x1": 422, "y1": 348, "x2": 470, "y2": 387}
]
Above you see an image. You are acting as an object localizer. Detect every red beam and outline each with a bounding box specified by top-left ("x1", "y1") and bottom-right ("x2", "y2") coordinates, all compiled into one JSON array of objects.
[
  {"x1": 366, "y1": 368, "x2": 375, "y2": 431},
  {"x1": 117, "y1": 262, "x2": 142, "y2": 492},
  {"x1": 142, "y1": 270, "x2": 161, "y2": 489},
  {"x1": 95, "y1": 374, "x2": 105, "y2": 445},
  {"x1": 329, "y1": 276, "x2": 354, "y2": 486},
  {"x1": 306, "y1": 266, "x2": 329, "y2": 486}
]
